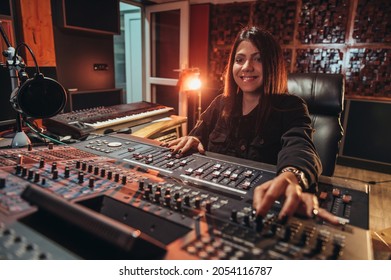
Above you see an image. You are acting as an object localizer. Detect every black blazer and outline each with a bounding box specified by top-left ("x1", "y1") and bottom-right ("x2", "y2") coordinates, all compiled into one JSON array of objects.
[{"x1": 189, "y1": 94, "x2": 322, "y2": 192}]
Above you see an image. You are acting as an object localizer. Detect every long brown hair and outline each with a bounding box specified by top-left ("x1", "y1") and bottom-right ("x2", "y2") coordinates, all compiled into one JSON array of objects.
[{"x1": 222, "y1": 26, "x2": 288, "y2": 131}]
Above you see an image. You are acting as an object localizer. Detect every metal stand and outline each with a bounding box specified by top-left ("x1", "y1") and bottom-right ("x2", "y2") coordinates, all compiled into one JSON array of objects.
[{"x1": 1, "y1": 21, "x2": 31, "y2": 148}]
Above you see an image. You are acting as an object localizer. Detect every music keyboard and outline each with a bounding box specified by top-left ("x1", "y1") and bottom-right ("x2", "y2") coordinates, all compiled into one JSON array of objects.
[
  {"x1": 85, "y1": 107, "x2": 173, "y2": 130},
  {"x1": 43, "y1": 102, "x2": 174, "y2": 139}
]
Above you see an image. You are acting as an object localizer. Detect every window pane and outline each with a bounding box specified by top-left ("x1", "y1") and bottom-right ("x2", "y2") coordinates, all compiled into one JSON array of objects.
[{"x1": 151, "y1": 10, "x2": 180, "y2": 79}]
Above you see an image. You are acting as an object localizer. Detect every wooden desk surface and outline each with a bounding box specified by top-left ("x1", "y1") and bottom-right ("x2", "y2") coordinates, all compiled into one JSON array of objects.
[{"x1": 131, "y1": 115, "x2": 187, "y2": 138}]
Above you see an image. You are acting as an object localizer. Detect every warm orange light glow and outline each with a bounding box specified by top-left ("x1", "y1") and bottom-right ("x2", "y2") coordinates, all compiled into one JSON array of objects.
[
  {"x1": 186, "y1": 76, "x2": 201, "y2": 91},
  {"x1": 179, "y1": 68, "x2": 201, "y2": 92}
]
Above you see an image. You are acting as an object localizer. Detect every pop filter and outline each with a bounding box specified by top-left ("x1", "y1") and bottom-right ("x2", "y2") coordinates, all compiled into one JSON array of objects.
[{"x1": 10, "y1": 73, "x2": 67, "y2": 118}]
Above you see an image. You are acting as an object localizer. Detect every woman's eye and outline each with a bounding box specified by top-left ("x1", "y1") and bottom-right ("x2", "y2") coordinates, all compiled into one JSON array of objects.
[{"x1": 235, "y1": 57, "x2": 243, "y2": 63}]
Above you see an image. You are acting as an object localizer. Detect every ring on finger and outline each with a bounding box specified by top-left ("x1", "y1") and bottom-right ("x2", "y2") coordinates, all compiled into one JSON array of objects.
[{"x1": 311, "y1": 208, "x2": 319, "y2": 218}]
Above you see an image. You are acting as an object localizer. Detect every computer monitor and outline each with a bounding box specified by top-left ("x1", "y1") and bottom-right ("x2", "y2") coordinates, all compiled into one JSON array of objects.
[{"x1": 339, "y1": 99, "x2": 391, "y2": 169}]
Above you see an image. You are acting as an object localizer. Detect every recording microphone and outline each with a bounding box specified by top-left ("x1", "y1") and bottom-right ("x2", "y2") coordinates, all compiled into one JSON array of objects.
[{"x1": 10, "y1": 72, "x2": 67, "y2": 119}]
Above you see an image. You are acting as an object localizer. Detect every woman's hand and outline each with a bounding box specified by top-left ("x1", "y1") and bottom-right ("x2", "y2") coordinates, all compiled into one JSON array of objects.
[
  {"x1": 253, "y1": 171, "x2": 340, "y2": 225},
  {"x1": 160, "y1": 136, "x2": 205, "y2": 155}
]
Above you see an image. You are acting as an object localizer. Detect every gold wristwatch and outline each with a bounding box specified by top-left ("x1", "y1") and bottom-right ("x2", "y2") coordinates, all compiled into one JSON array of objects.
[{"x1": 280, "y1": 167, "x2": 309, "y2": 190}]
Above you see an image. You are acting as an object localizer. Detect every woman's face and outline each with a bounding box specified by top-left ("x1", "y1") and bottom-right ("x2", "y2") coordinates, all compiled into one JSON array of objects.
[{"x1": 233, "y1": 40, "x2": 263, "y2": 95}]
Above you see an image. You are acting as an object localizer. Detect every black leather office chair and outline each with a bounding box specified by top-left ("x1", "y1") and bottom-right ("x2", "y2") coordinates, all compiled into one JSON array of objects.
[{"x1": 288, "y1": 73, "x2": 344, "y2": 176}]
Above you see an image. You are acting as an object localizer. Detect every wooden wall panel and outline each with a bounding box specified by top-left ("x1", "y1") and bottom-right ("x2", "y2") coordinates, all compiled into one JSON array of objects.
[{"x1": 19, "y1": 0, "x2": 56, "y2": 66}]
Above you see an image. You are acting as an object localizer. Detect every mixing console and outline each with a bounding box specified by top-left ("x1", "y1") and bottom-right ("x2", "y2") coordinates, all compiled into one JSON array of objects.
[{"x1": 0, "y1": 134, "x2": 372, "y2": 259}]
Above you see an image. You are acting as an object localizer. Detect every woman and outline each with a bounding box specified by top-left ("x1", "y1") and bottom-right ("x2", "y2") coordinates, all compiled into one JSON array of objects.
[{"x1": 164, "y1": 26, "x2": 338, "y2": 224}]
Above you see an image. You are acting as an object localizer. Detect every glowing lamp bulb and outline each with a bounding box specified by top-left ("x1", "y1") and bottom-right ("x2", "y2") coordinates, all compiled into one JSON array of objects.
[{"x1": 187, "y1": 78, "x2": 201, "y2": 91}]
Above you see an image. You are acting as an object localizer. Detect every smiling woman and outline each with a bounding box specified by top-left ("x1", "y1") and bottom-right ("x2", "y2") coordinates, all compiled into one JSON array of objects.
[{"x1": 162, "y1": 26, "x2": 340, "y2": 226}]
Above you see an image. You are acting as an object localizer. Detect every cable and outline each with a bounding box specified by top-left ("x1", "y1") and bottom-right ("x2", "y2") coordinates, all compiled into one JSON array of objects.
[
  {"x1": 24, "y1": 119, "x2": 67, "y2": 146},
  {"x1": 14, "y1": 42, "x2": 40, "y2": 74},
  {"x1": 333, "y1": 175, "x2": 391, "y2": 185}
]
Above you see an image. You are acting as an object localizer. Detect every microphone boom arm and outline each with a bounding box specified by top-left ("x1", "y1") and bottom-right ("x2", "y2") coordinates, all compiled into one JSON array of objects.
[{"x1": 1, "y1": 21, "x2": 31, "y2": 148}]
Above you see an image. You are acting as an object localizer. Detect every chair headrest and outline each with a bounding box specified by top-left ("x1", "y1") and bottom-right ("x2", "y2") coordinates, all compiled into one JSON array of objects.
[{"x1": 288, "y1": 73, "x2": 344, "y2": 116}]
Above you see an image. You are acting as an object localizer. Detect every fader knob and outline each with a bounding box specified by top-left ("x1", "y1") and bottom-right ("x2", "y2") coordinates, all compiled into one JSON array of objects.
[
  {"x1": 100, "y1": 169, "x2": 106, "y2": 177},
  {"x1": 138, "y1": 180, "x2": 145, "y2": 191},
  {"x1": 88, "y1": 164, "x2": 93, "y2": 173},
  {"x1": 34, "y1": 172, "x2": 40, "y2": 183},
  {"x1": 154, "y1": 191, "x2": 161, "y2": 203},
  {"x1": 28, "y1": 169, "x2": 34, "y2": 180},
  {"x1": 94, "y1": 166, "x2": 99, "y2": 175},
  {"x1": 107, "y1": 171, "x2": 113, "y2": 180},
  {"x1": 39, "y1": 158, "x2": 45, "y2": 168},
  {"x1": 78, "y1": 172, "x2": 84, "y2": 184},
  {"x1": 165, "y1": 188, "x2": 171, "y2": 196},
  {"x1": 89, "y1": 177, "x2": 95, "y2": 189},
  {"x1": 15, "y1": 164, "x2": 22, "y2": 174},
  {"x1": 76, "y1": 161, "x2": 81, "y2": 169},
  {"x1": 144, "y1": 189, "x2": 151, "y2": 200},
  {"x1": 51, "y1": 162, "x2": 57, "y2": 172},
  {"x1": 231, "y1": 209, "x2": 238, "y2": 222},
  {"x1": 205, "y1": 200, "x2": 212, "y2": 213},
  {"x1": 184, "y1": 195, "x2": 190, "y2": 206},
  {"x1": 194, "y1": 197, "x2": 201, "y2": 209},
  {"x1": 255, "y1": 215, "x2": 263, "y2": 232},
  {"x1": 330, "y1": 242, "x2": 344, "y2": 259},
  {"x1": 176, "y1": 198, "x2": 182, "y2": 210},
  {"x1": 17, "y1": 154, "x2": 23, "y2": 165},
  {"x1": 243, "y1": 214, "x2": 250, "y2": 227},
  {"x1": 164, "y1": 194, "x2": 171, "y2": 207},
  {"x1": 114, "y1": 173, "x2": 120, "y2": 182},
  {"x1": 121, "y1": 175, "x2": 127, "y2": 185},
  {"x1": 52, "y1": 169, "x2": 58, "y2": 180},
  {"x1": 64, "y1": 166, "x2": 70, "y2": 178},
  {"x1": 22, "y1": 167, "x2": 27, "y2": 177}
]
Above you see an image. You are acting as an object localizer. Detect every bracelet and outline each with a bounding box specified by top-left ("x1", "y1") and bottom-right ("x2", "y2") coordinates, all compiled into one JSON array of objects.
[{"x1": 280, "y1": 167, "x2": 309, "y2": 190}]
